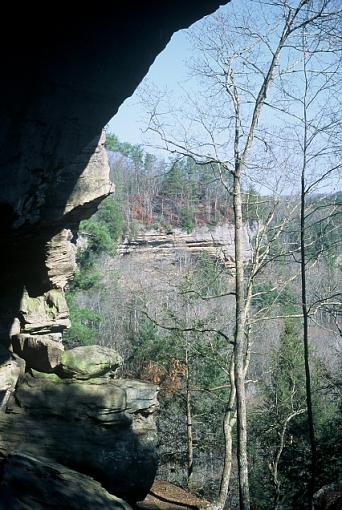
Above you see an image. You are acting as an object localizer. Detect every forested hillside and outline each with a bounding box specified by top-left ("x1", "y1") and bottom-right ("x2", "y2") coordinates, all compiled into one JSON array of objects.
[{"x1": 64, "y1": 134, "x2": 341, "y2": 510}]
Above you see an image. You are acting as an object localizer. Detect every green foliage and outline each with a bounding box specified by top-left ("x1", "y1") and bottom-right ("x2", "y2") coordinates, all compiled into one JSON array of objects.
[
  {"x1": 96, "y1": 197, "x2": 124, "y2": 240},
  {"x1": 105, "y1": 132, "x2": 120, "y2": 152},
  {"x1": 249, "y1": 319, "x2": 307, "y2": 508},
  {"x1": 74, "y1": 196, "x2": 123, "y2": 271},
  {"x1": 79, "y1": 220, "x2": 115, "y2": 256},
  {"x1": 63, "y1": 295, "x2": 100, "y2": 347},
  {"x1": 249, "y1": 319, "x2": 341, "y2": 509},
  {"x1": 180, "y1": 207, "x2": 194, "y2": 233},
  {"x1": 252, "y1": 282, "x2": 298, "y2": 313},
  {"x1": 72, "y1": 267, "x2": 102, "y2": 291},
  {"x1": 267, "y1": 319, "x2": 306, "y2": 415},
  {"x1": 161, "y1": 162, "x2": 186, "y2": 198},
  {"x1": 123, "y1": 266, "x2": 231, "y2": 491},
  {"x1": 128, "y1": 315, "x2": 174, "y2": 368},
  {"x1": 105, "y1": 132, "x2": 144, "y2": 164},
  {"x1": 65, "y1": 195, "x2": 123, "y2": 345}
]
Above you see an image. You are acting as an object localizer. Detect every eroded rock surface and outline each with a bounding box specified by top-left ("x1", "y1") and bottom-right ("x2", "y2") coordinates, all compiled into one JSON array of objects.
[
  {"x1": 0, "y1": 131, "x2": 112, "y2": 352},
  {"x1": 46, "y1": 229, "x2": 77, "y2": 290},
  {"x1": 0, "y1": 347, "x2": 22, "y2": 410},
  {"x1": 0, "y1": 4, "x2": 230, "y2": 507}
]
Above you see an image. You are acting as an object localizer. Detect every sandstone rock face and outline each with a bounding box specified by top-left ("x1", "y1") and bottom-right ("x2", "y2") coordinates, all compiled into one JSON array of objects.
[
  {"x1": 0, "y1": 132, "x2": 124, "y2": 507},
  {"x1": 11, "y1": 334, "x2": 64, "y2": 373},
  {"x1": 118, "y1": 223, "x2": 256, "y2": 268},
  {"x1": 64, "y1": 131, "x2": 113, "y2": 215},
  {"x1": 139, "y1": 480, "x2": 210, "y2": 510},
  {"x1": 0, "y1": 3, "x2": 229, "y2": 506},
  {"x1": 0, "y1": 131, "x2": 112, "y2": 352},
  {"x1": 0, "y1": 453, "x2": 133, "y2": 510},
  {"x1": 46, "y1": 229, "x2": 77, "y2": 290},
  {"x1": 57, "y1": 345, "x2": 123, "y2": 379},
  {"x1": 0, "y1": 370, "x2": 159, "y2": 502}
]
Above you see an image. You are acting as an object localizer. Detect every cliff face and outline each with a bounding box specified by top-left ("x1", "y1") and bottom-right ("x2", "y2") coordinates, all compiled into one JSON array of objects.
[
  {"x1": 0, "y1": 133, "x2": 159, "y2": 508},
  {"x1": 118, "y1": 224, "x2": 255, "y2": 268}
]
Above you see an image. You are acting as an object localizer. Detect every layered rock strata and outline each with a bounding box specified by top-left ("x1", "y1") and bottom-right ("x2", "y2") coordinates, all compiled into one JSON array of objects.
[
  {"x1": 118, "y1": 224, "x2": 256, "y2": 268},
  {"x1": 0, "y1": 131, "x2": 112, "y2": 351}
]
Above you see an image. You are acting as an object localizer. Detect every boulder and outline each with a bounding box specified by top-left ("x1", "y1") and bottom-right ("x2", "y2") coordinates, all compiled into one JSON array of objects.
[
  {"x1": 0, "y1": 452, "x2": 133, "y2": 510},
  {"x1": 12, "y1": 334, "x2": 64, "y2": 373},
  {"x1": 0, "y1": 373, "x2": 159, "y2": 502},
  {"x1": 57, "y1": 345, "x2": 123, "y2": 379}
]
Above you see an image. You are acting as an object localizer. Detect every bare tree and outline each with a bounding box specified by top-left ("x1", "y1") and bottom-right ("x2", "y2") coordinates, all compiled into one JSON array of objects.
[
  {"x1": 246, "y1": 9, "x2": 342, "y2": 504},
  {"x1": 141, "y1": 2, "x2": 341, "y2": 508}
]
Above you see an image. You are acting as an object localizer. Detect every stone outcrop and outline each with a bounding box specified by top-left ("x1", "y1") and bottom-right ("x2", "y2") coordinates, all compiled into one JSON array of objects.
[
  {"x1": 0, "y1": 131, "x2": 112, "y2": 354},
  {"x1": 0, "y1": 453, "x2": 133, "y2": 510},
  {"x1": 138, "y1": 480, "x2": 210, "y2": 510},
  {"x1": 0, "y1": 346, "x2": 159, "y2": 504},
  {"x1": 0, "y1": 2, "x2": 227, "y2": 350},
  {"x1": 57, "y1": 345, "x2": 123, "y2": 379},
  {"x1": 118, "y1": 224, "x2": 256, "y2": 268},
  {"x1": 18, "y1": 288, "x2": 70, "y2": 335},
  {"x1": 46, "y1": 229, "x2": 77, "y2": 290}
]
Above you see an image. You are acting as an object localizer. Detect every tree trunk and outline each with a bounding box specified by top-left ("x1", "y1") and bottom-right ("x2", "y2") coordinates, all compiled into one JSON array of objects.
[
  {"x1": 185, "y1": 348, "x2": 193, "y2": 487},
  {"x1": 300, "y1": 43, "x2": 317, "y2": 506},
  {"x1": 233, "y1": 169, "x2": 250, "y2": 510},
  {"x1": 301, "y1": 170, "x2": 316, "y2": 510},
  {"x1": 217, "y1": 356, "x2": 237, "y2": 509}
]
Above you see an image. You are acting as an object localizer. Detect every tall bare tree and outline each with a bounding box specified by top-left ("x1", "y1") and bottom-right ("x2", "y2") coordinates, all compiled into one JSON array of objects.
[
  {"x1": 295, "y1": 19, "x2": 341, "y2": 507},
  {"x1": 141, "y1": 2, "x2": 340, "y2": 508}
]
